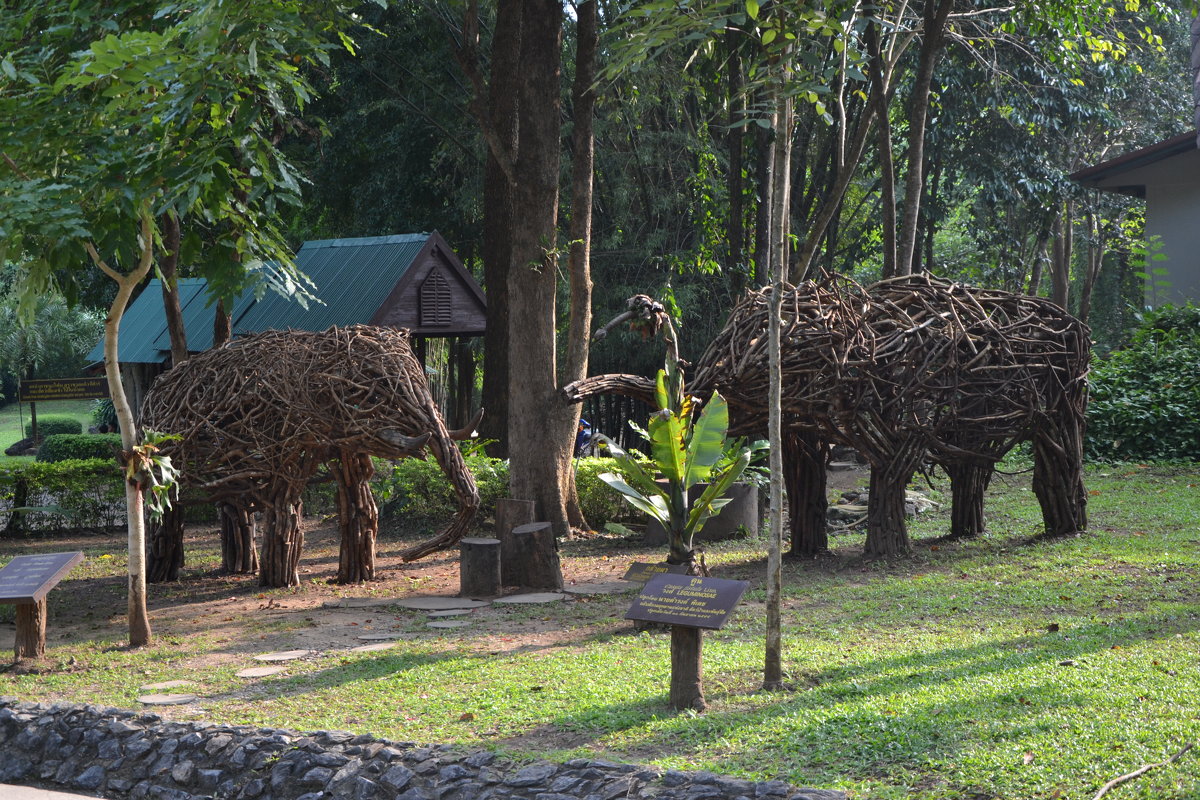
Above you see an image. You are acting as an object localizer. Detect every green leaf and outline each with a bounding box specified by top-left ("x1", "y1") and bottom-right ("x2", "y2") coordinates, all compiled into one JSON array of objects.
[
  {"x1": 746, "y1": 0, "x2": 760, "y2": 20},
  {"x1": 598, "y1": 472, "x2": 669, "y2": 524},
  {"x1": 682, "y1": 391, "x2": 729, "y2": 488},
  {"x1": 649, "y1": 408, "x2": 687, "y2": 483}
]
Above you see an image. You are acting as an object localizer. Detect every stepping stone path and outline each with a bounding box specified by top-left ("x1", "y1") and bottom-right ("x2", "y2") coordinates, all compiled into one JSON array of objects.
[
  {"x1": 350, "y1": 642, "x2": 397, "y2": 653},
  {"x1": 236, "y1": 666, "x2": 288, "y2": 678},
  {"x1": 138, "y1": 680, "x2": 193, "y2": 692},
  {"x1": 494, "y1": 592, "x2": 569, "y2": 604},
  {"x1": 253, "y1": 649, "x2": 312, "y2": 662},
  {"x1": 427, "y1": 620, "x2": 471, "y2": 629},
  {"x1": 394, "y1": 596, "x2": 491, "y2": 611},
  {"x1": 428, "y1": 608, "x2": 472, "y2": 618},
  {"x1": 356, "y1": 632, "x2": 406, "y2": 641},
  {"x1": 321, "y1": 597, "x2": 394, "y2": 609},
  {"x1": 564, "y1": 582, "x2": 634, "y2": 595},
  {"x1": 137, "y1": 693, "x2": 198, "y2": 706}
]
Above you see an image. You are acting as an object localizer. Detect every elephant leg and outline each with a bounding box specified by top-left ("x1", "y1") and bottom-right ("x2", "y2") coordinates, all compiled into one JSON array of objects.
[
  {"x1": 1032, "y1": 417, "x2": 1087, "y2": 538},
  {"x1": 259, "y1": 485, "x2": 305, "y2": 588},
  {"x1": 147, "y1": 505, "x2": 185, "y2": 582},
  {"x1": 335, "y1": 452, "x2": 378, "y2": 584},
  {"x1": 785, "y1": 430, "x2": 830, "y2": 557},
  {"x1": 863, "y1": 440, "x2": 923, "y2": 558},
  {"x1": 947, "y1": 461, "x2": 993, "y2": 539},
  {"x1": 219, "y1": 502, "x2": 258, "y2": 574}
]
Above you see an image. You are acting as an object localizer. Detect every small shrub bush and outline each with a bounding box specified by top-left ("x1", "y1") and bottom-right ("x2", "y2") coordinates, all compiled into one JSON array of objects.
[
  {"x1": 0, "y1": 458, "x2": 125, "y2": 534},
  {"x1": 1087, "y1": 304, "x2": 1200, "y2": 461},
  {"x1": 37, "y1": 433, "x2": 122, "y2": 463},
  {"x1": 26, "y1": 415, "x2": 82, "y2": 438}
]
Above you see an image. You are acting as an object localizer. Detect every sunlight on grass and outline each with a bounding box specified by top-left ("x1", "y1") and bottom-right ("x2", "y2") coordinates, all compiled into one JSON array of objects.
[{"x1": 1, "y1": 463, "x2": 1198, "y2": 799}]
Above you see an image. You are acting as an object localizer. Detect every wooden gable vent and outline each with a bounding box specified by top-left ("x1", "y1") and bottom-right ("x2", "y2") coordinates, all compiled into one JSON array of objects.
[{"x1": 419, "y1": 269, "x2": 452, "y2": 327}]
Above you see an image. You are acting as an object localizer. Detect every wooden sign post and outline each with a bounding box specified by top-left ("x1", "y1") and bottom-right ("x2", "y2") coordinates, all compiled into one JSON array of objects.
[
  {"x1": 626, "y1": 573, "x2": 749, "y2": 711},
  {"x1": 0, "y1": 552, "x2": 84, "y2": 662}
]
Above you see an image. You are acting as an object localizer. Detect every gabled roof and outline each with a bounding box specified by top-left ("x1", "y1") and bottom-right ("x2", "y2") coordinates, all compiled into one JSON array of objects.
[
  {"x1": 88, "y1": 232, "x2": 486, "y2": 367},
  {"x1": 1070, "y1": 132, "x2": 1198, "y2": 197}
]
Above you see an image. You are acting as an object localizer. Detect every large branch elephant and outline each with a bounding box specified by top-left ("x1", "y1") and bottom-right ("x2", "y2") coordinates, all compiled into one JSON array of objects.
[
  {"x1": 565, "y1": 275, "x2": 1090, "y2": 557},
  {"x1": 140, "y1": 325, "x2": 480, "y2": 588}
]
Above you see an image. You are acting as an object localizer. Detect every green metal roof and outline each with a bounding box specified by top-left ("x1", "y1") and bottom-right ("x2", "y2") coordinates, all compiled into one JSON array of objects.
[{"x1": 232, "y1": 234, "x2": 431, "y2": 334}]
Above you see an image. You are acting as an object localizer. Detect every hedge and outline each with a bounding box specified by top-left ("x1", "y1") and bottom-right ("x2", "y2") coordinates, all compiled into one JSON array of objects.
[
  {"x1": 37, "y1": 433, "x2": 123, "y2": 463},
  {"x1": 25, "y1": 415, "x2": 83, "y2": 438},
  {"x1": 0, "y1": 458, "x2": 125, "y2": 535}
]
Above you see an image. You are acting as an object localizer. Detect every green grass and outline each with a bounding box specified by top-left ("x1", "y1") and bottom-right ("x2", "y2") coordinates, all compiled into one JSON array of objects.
[
  {"x1": 0, "y1": 398, "x2": 96, "y2": 450},
  {"x1": 2, "y1": 463, "x2": 1199, "y2": 799}
]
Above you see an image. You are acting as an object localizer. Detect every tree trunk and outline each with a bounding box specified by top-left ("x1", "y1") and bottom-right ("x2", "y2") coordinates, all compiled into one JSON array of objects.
[
  {"x1": 785, "y1": 430, "x2": 830, "y2": 556},
  {"x1": 94, "y1": 208, "x2": 156, "y2": 648},
  {"x1": 509, "y1": 521, "x2": 564, "y2": 590},
  {"x1": 895, "y1": 0, "x2": 953, "y2": 276},
  {"x1": 946, "y1": 462, "x2": 992, "y2": 539},
  {"x1": 475, "y1": 0, "x2": 522, "y2": 457},
  {"x1": 753, "y1": 120, "x2": 773, "y2": 285},
  {"x1": 563, "y1": 0, "x2": 597, "y2": 533},
  {"x1": 726, "y1": 30, "x2": 746, "y2": 290},
  {"x1": 147, "y1": 505, "x2": 185, "y2": 582},
  {"x1": 14, "y1": 600, "x2": 46, "y2": 661},
  {"x1": 159, "y1": 211, "x2": 188, "y2": 367},
  {"x1": 863, "y1": 452, "x2": 916, "y2": 557},
  {"x1": 213, "y1": 296, "x2": 232, "y2": 348},
  {"x1": 335, "y1": 452, "x2": 377, "y2": 584},
  {"x1": 505, "y1": 0, "x2": 572, "y2": 539},
  {"x1": 866, "y1": 16, "x2": 897, "y2": 279},
  {"x1": 669, "y1": 625, "x2": 706, "y2": 711},
  {"x1": 1051, "y1": 204, "x2": 1072, "y2": 310},
  {"x1": 453, "y1": 337, "x2": 474, "y2": 430},
  {"x1": 259, "y1": 488, "x2": 305, "y2": 588},
  {"x1": 219, "y1": 503, "x2": 258, "y2": 574}
]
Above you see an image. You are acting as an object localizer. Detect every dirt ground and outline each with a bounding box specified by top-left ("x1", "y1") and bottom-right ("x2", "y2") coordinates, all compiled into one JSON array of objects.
[{"x1": 0, "y1": 465, "x2": 871, "y2": 673}]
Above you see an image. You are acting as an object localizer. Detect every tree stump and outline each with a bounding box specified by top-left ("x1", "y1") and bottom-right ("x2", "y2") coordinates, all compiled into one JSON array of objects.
[
  {"x1": 460, "y1": 537, "x2": 502, "y2": 597},
  {"x1": 219, "y1": 503, "x2": 258, "y2": 574},
  {"x1": 495, "y1": 498, "x2": 536, "y2": 585},
  {"x1": 508, "y1": 522, "x2": 563, "y2": 590},
  {"x1": 14, "y1": 599, "x2": 46, "y2": 661}
]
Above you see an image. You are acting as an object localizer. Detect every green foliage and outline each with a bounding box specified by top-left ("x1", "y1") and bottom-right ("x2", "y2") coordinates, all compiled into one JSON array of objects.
[
  {"x1": 600, "y1": 365, "x2": 755, "y2": 563},
  {"x1": 26, "y1": 415, "x2": 82, "y2": 438},
  {"x1": 1086, "y1": 304, "x2": 1200, "y2": 461},
  {"x1": 36, "y1": 433, "x2": 122, "y2": 463},
  {"x1": 0, "y1": 457, "x2": 125, "y2": 533},
  {"x1": 0, "y1": 290, "x2": 103, "y2": 401},
  {"x1": 90, "y1": 398, "x2": 117, "y2": 431}
]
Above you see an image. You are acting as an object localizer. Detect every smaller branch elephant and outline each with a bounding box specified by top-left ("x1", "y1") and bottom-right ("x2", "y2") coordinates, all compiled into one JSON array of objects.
[{"x1": 140, "y1": 325, "x2": 480, "y2": 588}]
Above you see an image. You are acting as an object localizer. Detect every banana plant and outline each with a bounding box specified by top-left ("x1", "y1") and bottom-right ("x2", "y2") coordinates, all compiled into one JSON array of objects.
[{"x1": 600, "y1": 367, "x2": 754, "y2": 567}]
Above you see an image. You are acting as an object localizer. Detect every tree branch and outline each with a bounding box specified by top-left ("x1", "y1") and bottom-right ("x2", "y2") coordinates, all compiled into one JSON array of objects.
[{"x1": 1092, "y1": 742, "x2": 1195, "y2": 800}]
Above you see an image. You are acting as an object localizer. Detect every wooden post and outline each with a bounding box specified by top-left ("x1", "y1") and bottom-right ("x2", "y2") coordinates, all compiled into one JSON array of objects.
[
  {"x1": 509, "y1": 522, "x2": 563, "y2": 590},
  {"x1": 495, "y1": 498, "x2": 535, "y2": 585},
  {"x1": 14, "y1": 599, "x2": 46, "y2": 661},
  {"x1": 460, "y1": 537, "x2": 502, "y2": 597},
  {"x1": 669, "y1": 625, "x2": 706, "y2": 711}
]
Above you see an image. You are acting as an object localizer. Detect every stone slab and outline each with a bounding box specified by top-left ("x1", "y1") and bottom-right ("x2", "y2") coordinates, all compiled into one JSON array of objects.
[
  {"x1": 393, "y1": 596, "x2": 491, "y2": 611},
  {"x1": 252, "y1": 649, "x2": 312, "y2": 662},
  {"x1": 321, "y1": 598, "x2": 394, "y2": 609},
  {"x1": 138, "y1": 680, "x2": 193, "y2": 692},
  {"x1": 493, "y1": 592, "x2": 569, "y2": 604},
  {"x1": 236, "y1": 666, "x2": 287, "y2": 678},
  {"x1": 428, "y1": 608, "x2": 472, "y2": 618},
  {"x1": 563, "y1": 582, "x2": 635, "y2": 596},
  {"x1": 356, "y1": 632, "x2": 405, "y2": 641},
  {"x1": 349, "y1": 642, "x2": 397, "y2": 653},
  {"x1": 138, "y1": 693, "x2": 198, "y2": 706},
  {"x1": 427, "y1": 620, "x2": 471, "y2": 629}
]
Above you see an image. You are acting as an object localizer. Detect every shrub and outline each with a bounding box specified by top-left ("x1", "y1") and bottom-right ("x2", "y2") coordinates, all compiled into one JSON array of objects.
[
  {"x1": 0, "y1": 458, "x2": 125, "y2": 534},
  {"x1": 91, "y1": 398, "x2": 118, "y2": 432},
  {"x1": 37, "y1": 433, "x2": 122, "y2": 463},
  {"x1": 26, "y1": 415, "x2": 82, "y2": 438},
  {"x1": 1086, "y1": 304, "x2": 1200, "y2": 462}
]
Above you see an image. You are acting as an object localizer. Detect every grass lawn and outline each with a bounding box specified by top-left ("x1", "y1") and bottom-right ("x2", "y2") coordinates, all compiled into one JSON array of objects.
[
  {"x1": 0, "y1": 398, "x2": 96, "y2": 451},
  {"x1": 0, "y1": 462, "x2": 1198, "y2": 799}
]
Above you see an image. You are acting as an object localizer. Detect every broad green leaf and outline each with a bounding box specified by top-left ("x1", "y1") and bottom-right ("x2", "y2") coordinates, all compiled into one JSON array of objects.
[
  {"x1": 648, "y1": 408, "x2": 687, "y2": 483},
  {"x1": 598, "y1": 473, "x2": 669, "y2": 524},
  {"x1": 682, "y1": 391, "x2": 729, "y2": 488}
]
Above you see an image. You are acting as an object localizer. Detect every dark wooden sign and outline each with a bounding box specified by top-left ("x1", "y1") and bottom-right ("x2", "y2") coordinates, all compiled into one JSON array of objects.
[
  {"x1": 0, "y1": 552, "x2": 85, "y2": 605},
  {"x1": 625, "y1": 573, "x2": 749, "y2": 630},
  {"x1": 622, "y1": 561, "x2": 689, "y2": 583},
  {"x1": 19, "y1": 377, "x2": 109, "y2": 402}
]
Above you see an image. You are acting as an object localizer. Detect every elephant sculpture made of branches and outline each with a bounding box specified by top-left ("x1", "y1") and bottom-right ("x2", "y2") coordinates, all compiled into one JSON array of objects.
[{"x1": 140, "y1": 325, "x2": 480, "y2": 587}]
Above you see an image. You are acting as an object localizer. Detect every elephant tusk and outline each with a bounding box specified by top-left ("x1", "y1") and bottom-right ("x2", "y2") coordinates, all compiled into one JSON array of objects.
[{"x1": 447, "y1": 407, "x2": 484, "y2": 441}]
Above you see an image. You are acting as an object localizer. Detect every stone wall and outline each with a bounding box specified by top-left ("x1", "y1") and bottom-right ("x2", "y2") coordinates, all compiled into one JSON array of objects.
[{"x1": 0, "y1": 699, "x2": 845, "y2": 800}]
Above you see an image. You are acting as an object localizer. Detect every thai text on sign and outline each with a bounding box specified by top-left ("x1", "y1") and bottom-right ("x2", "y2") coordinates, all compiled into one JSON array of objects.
[{"x1": 625, "y1": 573, "x2": 748, "y2": 630}]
